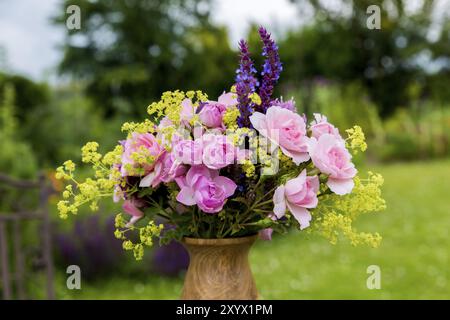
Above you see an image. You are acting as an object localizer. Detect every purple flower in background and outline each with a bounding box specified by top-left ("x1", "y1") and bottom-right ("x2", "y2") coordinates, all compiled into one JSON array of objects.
[
  {"x1": 152, "y1": 241, "x2": 189, "y2": 276},
  {"x1": 55, "y1": 216, "x2": 190, "y2": 279},
  {"x1": 54, "y1": 215, "x2": 124, "y2": 280},
  {"x1": 258, "y1": 27, "x2": 283, "y2": 113},
  {"x1": 152, "y1": 222, "x2": 189, "y2": 277},
  {"x1": 271, "y1": 97, "x2": 296, "y2": 112},
  {"x1": 235, "y1": 40, "x2": 258, "y2": 128}
]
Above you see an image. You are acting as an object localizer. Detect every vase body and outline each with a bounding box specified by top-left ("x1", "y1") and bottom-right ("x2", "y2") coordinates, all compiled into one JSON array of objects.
[{"x1": 181, "y1": 235, "x2": 258, "y2": 300}]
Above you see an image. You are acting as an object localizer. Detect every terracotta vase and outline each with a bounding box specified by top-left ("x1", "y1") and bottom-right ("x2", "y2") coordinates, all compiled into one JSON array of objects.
[{"x1": 181, "y1": 235, "x2": 258, "y2": 300}]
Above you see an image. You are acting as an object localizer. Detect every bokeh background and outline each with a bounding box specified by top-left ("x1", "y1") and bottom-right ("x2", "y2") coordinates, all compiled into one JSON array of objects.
[{"x1": 0, "y1": 0, "x2": 449, "y2": 299}]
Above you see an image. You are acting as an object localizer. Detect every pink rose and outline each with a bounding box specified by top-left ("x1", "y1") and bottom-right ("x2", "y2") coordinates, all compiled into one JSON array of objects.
[
  {"x1": 173, "y1": 139, "x2": 203, "y2": 165},
  {"x1": 176, "y1": 166, "x2": 237, "y2": 214},
  {"x1": 180, "y1": 98, "x2": 195, "y2": 125},
  {"x1": 308, "y1": 134, "x2": 357, "y2": 195},
  {"x1": 139, "y1": 159, "x2": 163, "y2": 188},
  {"x1": 201, "y1": 134, "x2": 236, "y2": 170},
  {"x1": 122, "y1": 198, "x2": 146, "y2": 227},
  {"x1": 310, "y1": 113, "x2": 341, "y2": 139},
  {"x1": 139, "y1": 151, "x2": 187, "y2": 187},
  {"x1": 199, "y1": 103, "x2": 225, "y2": 128},
  {"x1": 160, "y1": 152, "x2": 187, "y2": 183},
  {"x1": 250, "y1": 106, "x2": 310, "y2": 165},
  {"x1": 121, "y1": 132, "x2": 163, "y2": 176},
  {"x1": 198, "y1": 92, "x2": 237, "y2": 128},
  {"x1": 273, "y1": 170, "x2": 319, "y2": 230}
]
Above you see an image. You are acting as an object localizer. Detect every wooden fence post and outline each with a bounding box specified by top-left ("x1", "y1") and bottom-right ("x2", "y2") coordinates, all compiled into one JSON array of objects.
[
  {"x1": 12, "y1": 219, "x2": 26, "y2": 300},
  {"x1": 39, "y1": 173, "x2": 55, "y2": 300},
  {"x1": 0, "y1": 220, "x2": 12, "y2": 300},
  {"x1": 0, "y1": 172, "x2": 56, "y2": 300}
]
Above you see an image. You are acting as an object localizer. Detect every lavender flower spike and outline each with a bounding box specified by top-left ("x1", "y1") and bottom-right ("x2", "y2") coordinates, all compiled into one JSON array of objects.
[
  {"x1": 258, "y1": 26, "x2": 283, "y2": 113},
  {"x1": 236, "y1": 39, "x2": 258, "y2": 128}
]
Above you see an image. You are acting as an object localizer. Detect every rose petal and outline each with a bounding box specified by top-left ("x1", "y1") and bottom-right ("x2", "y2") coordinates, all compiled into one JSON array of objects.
[
  {"x1": 249, "y1": 112, "x2": 268, "y2": 134},
  {"x1": 122, "y1": 200, "x2": 144, "y2": 218},
  {"x1": 286, "y1": 202, "x2": 311, "y2": 230},
  {"x1": 176, "y1": 187, "x2": 196, "y2": 206},
  {"x1": 139, "y1": 162, "x2": 162, "y2": 187},
  {"x1": 213, "y1": 176, "x2": 237, "y2": 198},
  {"x1": 125, "y1": 215, "x2": 143, "y2": 228},
  {"x1": 273, "y1": 185, "x2": 287, "y2": 219},
  {"x1": 280, "y1": 146, "x2": 310, "y2": 165},
  {"x1": 327, "y1": 178, "x2": 355, "y2": 195},
  {"x1": 175, "y1": 176, "x2": 187, "y2": 189},
  {"x1": 186, "y1": 165, "x2": 211, "y2": 187},
  {"x1": 218, "y1": 92, "x2": 237, "y2": 106}
]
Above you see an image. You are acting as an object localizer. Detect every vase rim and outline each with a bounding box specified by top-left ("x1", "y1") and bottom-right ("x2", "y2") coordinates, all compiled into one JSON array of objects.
[{"x1": 182, "y1": 234, "x2": 258, "y2": 246}]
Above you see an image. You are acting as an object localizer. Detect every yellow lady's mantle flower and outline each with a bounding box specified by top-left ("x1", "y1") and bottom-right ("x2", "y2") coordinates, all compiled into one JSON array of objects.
[{"x1": 346, "y1": 125, "x2": 368, "y2": 153}]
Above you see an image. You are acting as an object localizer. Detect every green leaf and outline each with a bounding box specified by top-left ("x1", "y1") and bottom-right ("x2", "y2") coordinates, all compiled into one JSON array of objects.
[{"x1": 138, "y1": 187, "x2": 154, "y2": 197}]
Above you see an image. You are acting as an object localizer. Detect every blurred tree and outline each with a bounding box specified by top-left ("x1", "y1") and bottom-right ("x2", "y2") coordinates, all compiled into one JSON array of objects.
[
  {"x1": 54, "y1": 0, "x2": 236, "y2": 117},
  {"x1": 285, "y1": 0, "x2": 450, "y2": 117},
  {"x1": 24, "y1": 84, "x2": 117, "y2": 165},
  {"x1": 0, "y1": 84, "x2": 37, "y2": 179},
  {"x1": 0, "y1": 72, "x2": 50, "y2": 122}
]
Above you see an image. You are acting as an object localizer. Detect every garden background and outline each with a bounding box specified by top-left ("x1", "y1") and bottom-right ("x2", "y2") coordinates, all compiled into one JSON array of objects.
[{"x1": 0, "y1": 0, "x2": 449, "y2": 299}]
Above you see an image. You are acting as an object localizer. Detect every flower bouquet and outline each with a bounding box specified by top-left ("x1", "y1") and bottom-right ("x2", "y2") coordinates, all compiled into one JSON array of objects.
[{"x1": 56, "y1": 27, "x2": 386, "y2": 299}]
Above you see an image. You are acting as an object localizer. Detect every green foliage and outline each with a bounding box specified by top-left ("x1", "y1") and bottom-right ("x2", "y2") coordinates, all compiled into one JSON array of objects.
[
  {"x1": 291, "y1": 82, "x2": 382, "y2": 140},
  {"x1": 283, "y1": 0, "x2": 450, "y2": 117},
  {"x1": 54, "y1": 0, "x2": 235, "y2": 117},
  {"x1": 375, "y1": 106, "x2": 450, "y2": 161},
  {"x1": 24, "y1": 85, "x2": 123, "y2": 166},
  {"x1": 290, "y1": 82, "x2": 450, "y2": 162},
  {"x1": 0, "y1": 84, "x2": 38, "y2": 213},
  {"x1": 0, "y1": 84, "x2": 37, "y2": 178},
  {"x1": 0, "y1": 72, "x2": 50, "y2": 122}
]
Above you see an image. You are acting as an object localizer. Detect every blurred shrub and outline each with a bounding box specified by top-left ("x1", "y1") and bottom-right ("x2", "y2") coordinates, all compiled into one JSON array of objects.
[
  {"x1": 53, "y1": 0, "x2": 235, "y2": 117},
  {"x1": 309, "y1": 82, "x2": 382, "y2": 139},
  {"x1": 0, "y1": 84, "x2": 38, "y2": 178},
  {"x1": 0, "y1": 72, "x2": 50, "y2": 122},
  {"x1": 376, "y1": 107, "x2": 450, "y2": 161},
  {"x1": 290, "y1": 81, "x2": 383, "y2": 142},
  {"x1": 282, "y1": 1, "x2": 450, "y2": 118},
  {"x1": 0, "y1": 84, "x2": 39, "y2": 213},
  {"x1": 290, "y1": 82, "x2": 450, "y2": 162},
  {"x1": 24, "y1": 85, "x2": 124, "y2": 166}
]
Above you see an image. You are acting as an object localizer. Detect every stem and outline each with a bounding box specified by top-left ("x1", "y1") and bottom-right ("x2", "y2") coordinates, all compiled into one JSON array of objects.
[
  {"x1": 148, "y1": 198, "x2": 173, "y2": 222},
  {"x1": 254, "y1": 199, "x2": 273, "y2": 208}
]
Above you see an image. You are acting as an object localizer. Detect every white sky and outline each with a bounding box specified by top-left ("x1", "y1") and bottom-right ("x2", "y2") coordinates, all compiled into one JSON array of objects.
[{"x1": 0, "y1": 0, "x2": 299, "y2": 81}]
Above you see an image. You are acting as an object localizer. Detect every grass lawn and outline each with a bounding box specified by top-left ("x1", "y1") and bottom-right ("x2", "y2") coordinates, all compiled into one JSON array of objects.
[{"x1": 58, "y1": 160, "x2": 450, "y2": 299}]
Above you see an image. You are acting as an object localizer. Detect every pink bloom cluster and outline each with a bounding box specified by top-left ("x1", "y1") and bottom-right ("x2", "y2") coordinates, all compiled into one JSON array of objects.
[
  {"x1": 249, "y1": 106, "x2": 356, "y2": 230},
  {"x1": 273, "y1": 170, "x2": 319, "y2": 230},
  {"x1": 173, "y1": 133, "x2": 236, "y2": 169},
  {"x1": 118, "y1": 94, "x2": 357, "y2": 231},
  {"x1": 119, "y1": 92, "x2": 241, "y2": 221},
  {"x1": 176, "y1": 166, "x2": 236, "y2": 213},
  {"x1": 57, "y1": 29, "x2": 374, "y2": 253}
]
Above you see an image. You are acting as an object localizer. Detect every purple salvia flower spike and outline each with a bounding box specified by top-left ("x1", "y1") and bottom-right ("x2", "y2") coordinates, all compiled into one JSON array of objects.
[
  {"x1": 235, "y1": 39, "x2": 258, "y2": 128},
  {"x1": 258, "y1": 27, "x2": 283, "y2": 113}
]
